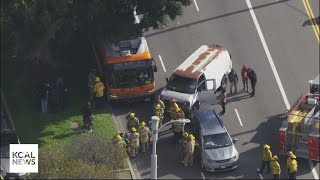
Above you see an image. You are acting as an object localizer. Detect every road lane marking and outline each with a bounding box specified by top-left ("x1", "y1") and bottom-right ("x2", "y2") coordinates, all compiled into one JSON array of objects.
[
  {"x1": 309, "y1": 160, "x2": 319, "y2": 180},
  {"x1": 234, "y1": 109, "x2": 243, "y2": 126},
  {"x1": 201, "y1": 172, "x2": 205, "y2": 180},
  {"x1": 245, "y1": 0, "x2": 291, "y2": 110},
  {"x1": 302, "y1": 0, "x2": 320, "y2": 42},
  {"x1": 158, "y1": 55, "x2": 167, "y2": 72},
  {"x1": 257, "y1": 168, "x2": 263, "y2": 179},
  {"x1": 193, "y1": 0, "x2": 200, "y2": 11},
  {"x1": 305, "y1": 0, "x2": 319, "y2": 34},
  {"x1": 246, "y1": 0, "x2": 319, "y2": 179}
]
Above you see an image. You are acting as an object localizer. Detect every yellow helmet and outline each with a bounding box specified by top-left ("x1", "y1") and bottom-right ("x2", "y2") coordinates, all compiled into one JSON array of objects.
[
  {"x1": 140, "y1": 122, "x2": 146, "y2": 128},
  {"x1": 155, "y1": 104, "x2": 161, "y2": 110},
  {"x1": 130, "y1": 113, "x2": 135, "y2": 118},
  {"x1": 288, "y1": 151, "x2": 293, "y2": 156},
  {"x1": 263, "y1": 144, "x2": 270, "y2": 149},
  {"x1": 183, "y1": 132, "x2": 189, "y2": 137},
  {"x1": 272, "y1": 155, "x2": 278, "y2": 161},
  {"x1": 131, "y1": 127, "x2": 137, "y2": 132},
  {"x1": 188, "y1": 134, "x2": 195, "y2": 140},
  {"x1": 176, "y1": 108, "x2": 181, "y2": 112},
  {"x1": 95, "y1": 77, "x2": 100, "y2": 82},
  {"x1": 115, "y1": 135, "x2": 122, "y2": 141}
]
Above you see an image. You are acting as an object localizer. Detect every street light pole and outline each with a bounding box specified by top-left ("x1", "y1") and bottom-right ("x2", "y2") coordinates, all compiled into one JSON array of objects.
[
  {"x1": 150, "y1": 116, "x2": 158, "y2": 179},
  {"x1": 150, "y1": 116, "x2": 191, "y2": 179}
]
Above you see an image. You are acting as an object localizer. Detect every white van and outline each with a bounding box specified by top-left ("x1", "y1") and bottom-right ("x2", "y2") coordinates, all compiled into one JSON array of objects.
[{"x1": 160, "y1": 44, "x2": 232, "y2": 114}]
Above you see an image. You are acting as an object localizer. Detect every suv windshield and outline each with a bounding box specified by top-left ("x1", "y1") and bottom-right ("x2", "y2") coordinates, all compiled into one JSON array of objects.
[
  {"x1": 166, "y1": 74, "x2": 197, "y2": 94},
  {"x1": 108, "y1": 60, "x2": 154, "y2": 88},
  {"x1": 203, "y1": 132, "x2": 232, "y2": 149}
]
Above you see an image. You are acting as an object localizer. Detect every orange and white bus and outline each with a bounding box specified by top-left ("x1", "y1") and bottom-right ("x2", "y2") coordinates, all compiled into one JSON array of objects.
[{"x1": 94, "y1": 37, "x2": 157, "y2": 104}]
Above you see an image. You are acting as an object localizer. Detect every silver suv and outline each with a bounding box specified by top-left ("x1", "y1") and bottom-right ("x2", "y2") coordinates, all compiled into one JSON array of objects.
[{"x1": 191, "y1": 109, "x2": 239, "y2": 172}]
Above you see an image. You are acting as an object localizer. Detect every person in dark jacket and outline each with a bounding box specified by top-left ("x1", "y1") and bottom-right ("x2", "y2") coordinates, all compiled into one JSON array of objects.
[
  {"x1": 81, "y1": 101, "x2": 94, "y2": 132},
  {"x1": 39, "y1": 80, "x2": 50, "y2": 113},
  {"x1": 248, "y1": 68, "x2": 257, "y2": 97},
  {"x1": 228, "y1": 69, "x2": 238, "y2": 94},
  {"x1": 56, "y1": 76, "x2": 64, "y2": 110}
]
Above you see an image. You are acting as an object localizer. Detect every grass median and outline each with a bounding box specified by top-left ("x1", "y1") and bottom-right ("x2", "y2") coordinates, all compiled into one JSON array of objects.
[{"x1": 1, "y1": 41, "x2": 128, "y2": 177}]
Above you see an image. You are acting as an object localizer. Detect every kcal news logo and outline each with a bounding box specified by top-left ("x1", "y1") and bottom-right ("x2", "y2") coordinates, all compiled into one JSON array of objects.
[{"x1": 9, "y1": 144, "x2": 38, "y2": 173}]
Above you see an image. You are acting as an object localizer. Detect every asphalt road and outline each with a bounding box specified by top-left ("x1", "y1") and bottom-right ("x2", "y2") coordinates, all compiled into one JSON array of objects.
[{"x1": 110, "y1": 0, "x2": 319, "y2": 179}]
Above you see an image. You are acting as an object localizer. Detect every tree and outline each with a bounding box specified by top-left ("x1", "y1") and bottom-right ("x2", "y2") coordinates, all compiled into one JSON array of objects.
[{"x1": 1, "y1": 0, "x2": 191, "y2": 64}]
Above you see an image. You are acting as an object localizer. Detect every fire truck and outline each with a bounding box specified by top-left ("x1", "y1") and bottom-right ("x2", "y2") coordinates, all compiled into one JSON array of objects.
[{"x1": 278, "y1": 74, "x2": 319, "y2": 161}]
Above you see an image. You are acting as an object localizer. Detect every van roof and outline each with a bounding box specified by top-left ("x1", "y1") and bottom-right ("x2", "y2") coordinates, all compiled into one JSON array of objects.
[
  {"x1": 173, "y1": 44, "x2": 226, "y2": 79},
  {"x1": 193, "y1": 109, "x2": 225, "y2": 135}
]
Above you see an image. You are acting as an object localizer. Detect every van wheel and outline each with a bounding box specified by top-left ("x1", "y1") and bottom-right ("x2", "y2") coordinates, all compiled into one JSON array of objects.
[{"x1": 221, "y1": 75, "x2": 228, "y2": 89}]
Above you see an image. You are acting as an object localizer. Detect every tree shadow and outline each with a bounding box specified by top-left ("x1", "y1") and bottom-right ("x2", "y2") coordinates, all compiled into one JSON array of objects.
[
  {"x1": 145, "y1": 0, "x2": 290, "y2": 38},
  {"x1": 302, "y1": 16, "x2": 320, "y2": 27},
  {"x1": 53, "y1": 129, "x2": 83, "y2": 140}
]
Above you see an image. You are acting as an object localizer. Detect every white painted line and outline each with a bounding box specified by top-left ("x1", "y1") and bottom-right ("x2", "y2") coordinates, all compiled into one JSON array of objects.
[
  {"x1": 201, "y1": 172, "x2": 205, "y2": 180},
  {"x1": 309, "y1": 160, "x2": 319, "y2": 180},
  {"x1": 245, "y1": 0, "x2": 290, "y2": 110},
  {"x1": 234, "y1": 109, "x2": 243, "y2": 126},
  {"x1": 246, "y1": 0, "x2": 319, "y2": 179},
  {"x1": 158, "y1": 55, "x2": 167, "y2": 72},
  {"x1": 193, "y1": 0, "x2": 200, "y2": 11},
  {"x1": 257, "y1": 168, "x2": 263, "y2": 180}
]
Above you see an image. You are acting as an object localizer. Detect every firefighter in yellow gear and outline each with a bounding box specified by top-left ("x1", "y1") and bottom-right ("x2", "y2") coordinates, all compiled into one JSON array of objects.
[
  {"x1": 93, "y1": 77, "x2": 105, "y2": 97},
  {"x1": 176, "y1": 107, "x2": 185, "y2": 119},
  {"x1": 172, "y1": 113, "x2": 184, "y2": 144},
  {"x1": 93, "y1": 77, "x2": 106, "y2": 108},
  {"x1": 184, "y1": 134, "x2": 195, "y2": 167},
  {"x1": 288, "y1": 154, "x2": 298, "y2": 180},
  {"x1": 115, "y1": 134, "x2": 127, "y2": 153},
  {"x1": 170, "y1": 99, "x2": 179, "y2": 120},
  {"x1": 127, "y1": 113, "x2": 140, "y2": 131},
  {"x1": 138, "y1": 122, "x2": 151, "y2": 153},
  {"x1": 258, "y1": 144, "x2": 272, "y2": 173},
  {"x1": 88, "y1": 68, "x2": 96, "y2": 99},
  {"x1": 128, "y1": 127, "x2": 140, "y2": 158},
  {"x1": 271, "y1": 155, "x2": 281, "y2": 179},
  {"x1": 154, "y1": 95, "x2": 165, "y2": 112},
  {"x1": 179, "y1": 132, "x2": 189, "y2": 164},
  {"x1": 287, "y1": 151, "x2": 294, "y2": 174},
  {"x1": 154, "y1": 104, "x2": 164, "y2": 127}
]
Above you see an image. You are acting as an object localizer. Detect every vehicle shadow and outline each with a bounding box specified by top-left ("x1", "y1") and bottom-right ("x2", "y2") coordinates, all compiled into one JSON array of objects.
[{"x1": 302, "y1": 16, "x2": 320, "y2": 26}]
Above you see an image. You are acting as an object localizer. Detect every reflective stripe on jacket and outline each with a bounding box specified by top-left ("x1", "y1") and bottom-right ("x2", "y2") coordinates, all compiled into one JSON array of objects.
[
  {"x1": 185, "y1": 140, "x2": 195, "y2": 155},
  {"x1": 139, "y1": 127, "x2": 151, "y2": 143},
  {"x1": 271, "y1": 161, "x2": 281, "y2": 175},
  {"x1": 93, "y1": 82, "x2": 105, "y2": 97},
  {"x1": 127, "y1": 117, "x2": 139, "y2": 130},
  {"x1": 263, "y1": 149, "x2": 272, "y2": 161},
  {"x1": 289, "y1": 159, "x2": 298, "y2": 173},
  {"x1": 129, "y1": 132, "x2": 140, "y2": 148}
]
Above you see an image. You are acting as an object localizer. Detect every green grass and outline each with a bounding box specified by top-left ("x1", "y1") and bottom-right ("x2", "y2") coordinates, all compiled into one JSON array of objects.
[{"x1": 1, "y1": 43, "x2": 116, "y2": 147}]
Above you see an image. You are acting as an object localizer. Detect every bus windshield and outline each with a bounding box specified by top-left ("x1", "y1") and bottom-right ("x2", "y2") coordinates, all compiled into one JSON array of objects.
[{"x1": 108, "y1": 60, "x2": 154, "y2": 88}]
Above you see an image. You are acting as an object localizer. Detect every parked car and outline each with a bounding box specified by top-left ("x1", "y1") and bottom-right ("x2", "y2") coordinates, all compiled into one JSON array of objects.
[{"x1": 191, "y1": 109, "x2": 239, "y2": 172}]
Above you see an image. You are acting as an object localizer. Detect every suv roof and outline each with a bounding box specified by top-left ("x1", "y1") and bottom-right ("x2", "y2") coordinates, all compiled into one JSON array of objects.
[{"x1": 192, "y1": 109, "x2": 225, "y2": 135}]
